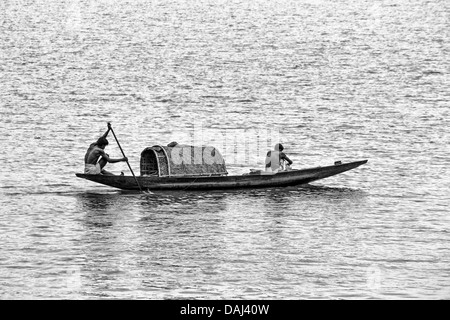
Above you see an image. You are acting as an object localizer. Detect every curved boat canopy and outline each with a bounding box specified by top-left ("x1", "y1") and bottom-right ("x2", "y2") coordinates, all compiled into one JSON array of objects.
[{"x1": 140, "y1": 145, "x2": 228, "y2": 177}]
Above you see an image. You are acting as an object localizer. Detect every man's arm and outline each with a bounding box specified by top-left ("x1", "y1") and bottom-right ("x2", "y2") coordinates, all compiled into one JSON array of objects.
[
  {"x1": 281, "y1": 153, "x2": 293, "y2": 165},
  {"x1": 98, "y1": 149, "x2": 127, "y2": 163},
  {"x1": 101, "y1": 123, "x2": 112, "y2": 139}
]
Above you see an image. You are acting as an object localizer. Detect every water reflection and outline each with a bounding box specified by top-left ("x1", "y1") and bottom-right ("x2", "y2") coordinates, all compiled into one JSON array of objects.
[
  {"x1": 76, "y1": 192, "x2": 123, "y2": 229},
  {"x1": 75, "y1": 192, "x2": 139, "y2": 298},
  {"x1": 134, "y1": 191, "x2": 234, "y2": 297},
  {"x1": 74, "y1": 185, "x2": 367, "y2": 232},
  {"x1": 77, "y1": 192, "x2": 121, "y2": 212},
  {"x1": 138, "y1": 190, "x2": 230, "y2": 210},
  {"x1": 73, "y1": 185, "x2": 368, "y2": 298}
]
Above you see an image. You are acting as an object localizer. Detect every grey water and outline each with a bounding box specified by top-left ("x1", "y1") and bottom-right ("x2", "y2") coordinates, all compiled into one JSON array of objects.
[{"x1": 0, "y1": 0, "x2": 449, "y2": 299}]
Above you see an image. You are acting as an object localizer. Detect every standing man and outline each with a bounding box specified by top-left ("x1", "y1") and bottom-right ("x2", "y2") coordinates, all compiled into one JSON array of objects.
[
  {"x1": 84, "y1": 123, "x2": 128, "y2": 175},
  {"x1": 265, "y1": 143, "x2": 293, "y2": 173}
]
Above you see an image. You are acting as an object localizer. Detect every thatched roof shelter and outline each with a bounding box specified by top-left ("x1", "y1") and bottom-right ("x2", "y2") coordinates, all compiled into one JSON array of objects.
[{"x1": 140, "y1": 145, "x2": 228, "y2": 177}]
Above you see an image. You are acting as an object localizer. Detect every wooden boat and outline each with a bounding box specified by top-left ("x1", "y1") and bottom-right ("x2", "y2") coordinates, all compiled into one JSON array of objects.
[
  {"x1": 76, "y1": 144, "x2": 368, "y2": 191},
  {"x1": 76, "y1": 160, "x2": 367, "y2": 191}
]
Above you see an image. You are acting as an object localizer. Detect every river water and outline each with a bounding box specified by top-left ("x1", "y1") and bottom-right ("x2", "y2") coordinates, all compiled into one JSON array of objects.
[{"x1": 0, "y1": 0, "x2": 449, "y2": 299}]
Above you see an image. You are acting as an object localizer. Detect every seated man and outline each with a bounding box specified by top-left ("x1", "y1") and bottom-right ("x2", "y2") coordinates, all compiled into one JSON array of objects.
[
  {"x1": 84, "y1": 126, "x2": 128, "y2": 175},
  {"x1": 265, "y1": 143, "x2": 293, "y2": 173}
]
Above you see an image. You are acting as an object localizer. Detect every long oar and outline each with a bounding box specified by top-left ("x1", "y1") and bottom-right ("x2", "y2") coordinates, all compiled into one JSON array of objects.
[{"x1": 108, "y1": 124, "x2": 143, "y2": 192}]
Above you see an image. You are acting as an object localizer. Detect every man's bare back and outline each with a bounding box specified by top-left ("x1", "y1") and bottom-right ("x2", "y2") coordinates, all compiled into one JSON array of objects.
[{"x1": 85, "y1": 143, "x2": 107, "y2": 165}]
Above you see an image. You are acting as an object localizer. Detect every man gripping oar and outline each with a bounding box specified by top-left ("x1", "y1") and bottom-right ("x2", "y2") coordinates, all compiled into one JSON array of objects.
[{"x1": 84, "y1": 123, "x2": 128, "y2": 175}]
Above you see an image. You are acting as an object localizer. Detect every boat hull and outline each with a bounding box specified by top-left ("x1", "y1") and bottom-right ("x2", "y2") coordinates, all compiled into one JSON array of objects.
[{"x1": 75, "y1": 160, "x2": 368, "y2": 191}]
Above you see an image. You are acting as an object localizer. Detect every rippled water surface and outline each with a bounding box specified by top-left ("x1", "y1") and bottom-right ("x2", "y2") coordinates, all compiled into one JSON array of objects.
[{"x1": 1, "y1": 0, "x2": 449, "y2": 299}]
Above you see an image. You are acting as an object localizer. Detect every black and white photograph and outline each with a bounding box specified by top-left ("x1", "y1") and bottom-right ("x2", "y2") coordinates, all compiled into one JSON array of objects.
[{"x1": 0, "y1": 0, "x2": 448, "y2": 304}]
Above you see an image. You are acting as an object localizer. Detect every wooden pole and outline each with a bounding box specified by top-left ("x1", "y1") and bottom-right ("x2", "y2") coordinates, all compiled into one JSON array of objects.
[{"x1": 108, "y1": 124, "x2": 143, "y2": 192}]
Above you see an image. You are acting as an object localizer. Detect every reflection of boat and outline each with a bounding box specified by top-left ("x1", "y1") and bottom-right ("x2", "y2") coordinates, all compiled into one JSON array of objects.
[{"x1": 76, "y1": 145, "x2": 368, "y2": 191}]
